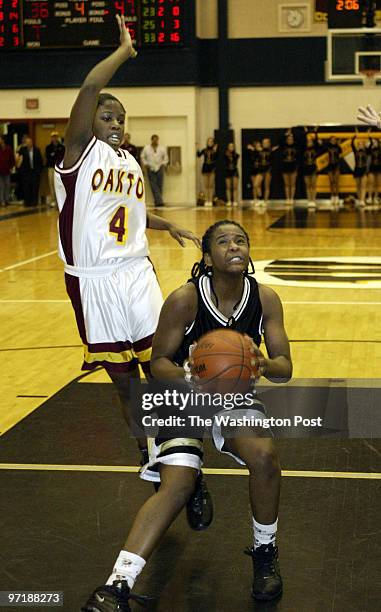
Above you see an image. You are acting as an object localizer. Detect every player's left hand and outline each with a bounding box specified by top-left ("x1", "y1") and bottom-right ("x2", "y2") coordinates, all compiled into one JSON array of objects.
[
  {"x1": 357, "y1": 105, "x2": 381, "y2": 129},
  {"x1": 244, "y1": 334, "x2": 267, "y2": 380},
  {"x1": 116, "y1": 14, "x2": 137, "y2": 58},
  {"x1": 168, "y1": 225, "x2": 201, "y2": 249}
]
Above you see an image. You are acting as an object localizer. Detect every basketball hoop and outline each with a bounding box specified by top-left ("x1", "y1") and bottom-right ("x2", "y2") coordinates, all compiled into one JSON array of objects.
[{"x1": 359, "y1": 69, "x2": 380, "y2": 88}]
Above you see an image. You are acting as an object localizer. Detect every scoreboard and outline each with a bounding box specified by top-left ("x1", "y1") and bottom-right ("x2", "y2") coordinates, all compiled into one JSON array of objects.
[{"x1": 0, "y1": 0, "x2": 187, "y2": 49}]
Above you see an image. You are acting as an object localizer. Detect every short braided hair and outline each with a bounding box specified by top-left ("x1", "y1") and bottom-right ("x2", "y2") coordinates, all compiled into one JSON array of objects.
[{"x1": 191, "y1": 220, "x2": 254, "y2": 278}]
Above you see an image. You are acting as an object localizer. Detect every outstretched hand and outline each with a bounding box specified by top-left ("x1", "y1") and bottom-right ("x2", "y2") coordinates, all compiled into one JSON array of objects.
[
  {"x1": 357, "y1": 105, "x2": 381, "y2": 129},
  {"x1": 116, "y1": 14, "x2": 137, "y2": 58},
  {"x1": 169, "y1": 225, "x2": 201, "y2": 249}
]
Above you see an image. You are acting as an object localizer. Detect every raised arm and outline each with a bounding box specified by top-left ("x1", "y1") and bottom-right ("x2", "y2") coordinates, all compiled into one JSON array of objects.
[{"x1": 64, "y1": 15, "x2": 136, "y2": 168}]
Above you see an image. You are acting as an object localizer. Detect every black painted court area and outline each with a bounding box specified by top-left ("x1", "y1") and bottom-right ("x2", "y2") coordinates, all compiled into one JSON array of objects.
[
  {"x1": 0, "y1": 380, "x2": 380, "y2": 612},
  {"x1": 269, "y1": 208, "x2": 381, "y2": 229}
]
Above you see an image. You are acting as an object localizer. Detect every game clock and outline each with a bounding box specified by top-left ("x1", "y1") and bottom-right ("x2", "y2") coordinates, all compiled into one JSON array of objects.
[
  {"x1": 328, "y1": 0, "x2": 364, "y2": 28},
  {"x1": 0, "y1": 0, "x2": 188, "y2": 49}
]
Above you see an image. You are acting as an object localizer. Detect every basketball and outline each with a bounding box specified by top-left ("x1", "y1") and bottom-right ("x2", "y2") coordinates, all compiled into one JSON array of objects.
[{"x1": 190, "y1": 329, "x2": 257, "y2": 394}]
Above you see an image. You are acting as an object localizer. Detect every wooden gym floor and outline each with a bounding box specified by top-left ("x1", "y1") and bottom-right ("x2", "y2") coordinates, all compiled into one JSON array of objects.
[{"x1": 0, "y1": 202, "x2": 380, "y2": 611}]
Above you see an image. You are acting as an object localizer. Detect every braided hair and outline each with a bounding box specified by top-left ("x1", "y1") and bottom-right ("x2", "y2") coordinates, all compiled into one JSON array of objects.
[
  {"x1": 97, "y1": 93, "x2": 126, "y2": 114},
  {"x1": 191, "y1": 220, "x2": 255, "y2": 278}
]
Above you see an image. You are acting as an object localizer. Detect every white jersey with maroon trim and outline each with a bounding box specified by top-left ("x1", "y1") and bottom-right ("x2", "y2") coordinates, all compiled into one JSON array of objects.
[{"x1": 55, "y1": 137, "x2": 148, "y2": 267}]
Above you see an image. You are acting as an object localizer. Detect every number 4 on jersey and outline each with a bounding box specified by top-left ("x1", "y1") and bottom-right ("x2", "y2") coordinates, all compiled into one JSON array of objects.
[{"x1": 109, "y1": 206, "x2": 128, "y2": 245}]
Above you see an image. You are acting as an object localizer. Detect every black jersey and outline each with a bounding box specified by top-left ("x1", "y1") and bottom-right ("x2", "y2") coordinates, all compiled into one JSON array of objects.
[
  {"x1": 327, "y1": 143, "x2": 342, "y2": 165},
  {"x1": 282, "y1": 145, "x2": 297, "y2": 164},
  {"x1": 225, "y1": 151, "x2": 239, "y2": 171},
  {"x1": 259, "y1": 148, "x2": 272, "y2": 171},
  {"x1": 249, "y1": 149, "x2": 261, "y2": 173},
  {"x1": 370, "y1": 144, "x2": 381, "y2": 166},
  {"x1": 197, "y1": 146, "x2": 218, "y2": 166},
  {"x1": 173, "y1": 274, "x2": 263, "y2": 366},
  {"x1": 352, "y1": 139, "x2": 368, "y2": 169},
  {"x1": 303, "y1": 144, "x2": 318, "y2": 167}
]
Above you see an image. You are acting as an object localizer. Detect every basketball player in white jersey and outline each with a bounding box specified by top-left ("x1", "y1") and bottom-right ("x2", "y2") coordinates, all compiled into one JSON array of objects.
[{"x1": 55, "y1": 15, "x2": 211, "y2": 549}]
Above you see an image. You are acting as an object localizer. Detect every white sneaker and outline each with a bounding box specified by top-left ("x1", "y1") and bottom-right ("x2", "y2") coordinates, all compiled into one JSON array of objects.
[
  {"x1": 232, "y1": 201, "x2": 238, "y2": 207},
  {"x1": 307, "y1": 201, "x2": 316, "y2": 208},
  {"x1": 204, "y1": 201, "x2": 213, "y2": 208},
  {"x1": 226, "y1": 201, "x2": 232, "y2": 208}
]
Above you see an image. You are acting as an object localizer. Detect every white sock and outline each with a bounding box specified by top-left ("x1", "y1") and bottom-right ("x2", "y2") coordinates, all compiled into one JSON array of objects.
[
  {"x1": 106, "y1": 550, "x2": 146, "y2": 589},
  {"x1": 253, "y1": 517, "x2": 278, "y2": 549}
]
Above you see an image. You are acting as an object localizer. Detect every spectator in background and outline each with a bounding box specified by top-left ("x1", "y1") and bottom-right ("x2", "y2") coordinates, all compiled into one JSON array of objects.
[
  {"x1": 247, "y1": 140, "x2": 263, "y2": 207},
  {"x1": 258, "y1": 138, "x2": 278, "y2": 206},
  {"x1": 15, "y1": 136, "x2": 43, "y2": 207},
  {"x1": 197, "y1": 137, "x2": 218, "y2": 207},
  {"x1": 45, "y1": 131, "x2": 65, "y2": 208},
  {"x1": 281, "y1": 130, "x2": 298, "y2": 207},
  {"x1": 121, "y1": 132, "x2": 139, "y2": 163},
  {"x1": 141, "y1": 134, "x2": 168, "y2": 207},
  {"x1": 326, "y1": 136, "x2": 342, "y2": 208},
  {"x1": 224, "y1": 142, "x2": 240, "y2": 207},
  {"x1": 302, "y1": 127, "x2": 322, "y2": 210},
  {"x1": 0, "y1": 135, "x2": 15, "y2": 207}
]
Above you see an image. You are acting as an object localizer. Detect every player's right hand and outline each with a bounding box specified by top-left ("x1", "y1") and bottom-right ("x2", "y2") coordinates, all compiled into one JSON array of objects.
[
  {"x1": 357, "y1": 105, "x2": 381, "y2": 129},
  {"x1": 116, "y1": 15, "x2": 137, "y2": 58},
  {"x1": 184, "y1": 342, "x2": 199, "y2": 386}
]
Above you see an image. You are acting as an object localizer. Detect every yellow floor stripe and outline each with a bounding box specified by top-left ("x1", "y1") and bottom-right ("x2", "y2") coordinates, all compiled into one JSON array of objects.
[{"x1": 0, "y1": 464, "x2": 380, "y2": 479}]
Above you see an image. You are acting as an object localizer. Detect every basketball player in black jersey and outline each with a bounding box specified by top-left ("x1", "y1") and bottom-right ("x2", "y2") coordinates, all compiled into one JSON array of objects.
[{"x1": 82, "y1": 221, "x2": 292, "y2": 609}]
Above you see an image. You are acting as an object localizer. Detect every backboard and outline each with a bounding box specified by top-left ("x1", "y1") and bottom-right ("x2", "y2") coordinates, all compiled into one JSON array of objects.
[{"x1": 326, "y1": 27, "x2": 381, "y2": 82}]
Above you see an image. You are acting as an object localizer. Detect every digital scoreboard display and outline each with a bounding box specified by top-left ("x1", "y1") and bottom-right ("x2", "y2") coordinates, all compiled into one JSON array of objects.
[
  {"x1": 0, "y1": 0, "x2": 186, "y2": 49},
  {"x1": 327, "y1": 0, "x2": 364, "y2": 28}
]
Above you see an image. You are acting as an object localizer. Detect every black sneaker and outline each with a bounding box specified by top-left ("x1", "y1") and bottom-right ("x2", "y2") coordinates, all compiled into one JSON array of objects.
[
  {"x1": 245, "y1": 544, "x2": 282, "y2": 601},
  {"x1": 82, "y1": 580, "x2": 149, "y2": 612},
  {"x1": 186, "y1": 472, "x2": 213, "y2": 531},
  {"x1": 139, "y1": 448, "x2": 149, "y2": 467}
]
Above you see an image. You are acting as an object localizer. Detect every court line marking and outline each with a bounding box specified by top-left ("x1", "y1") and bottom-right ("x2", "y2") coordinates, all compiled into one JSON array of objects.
[
  {"x1": 1, "y1": 300, "x2": 381, "y2": 306},
  {"x1": 0, "y1": 464, "x2": 379, "y2": 479},
  {"x1": 0, "y1": 250, "x2": 58, "y2": 273}
]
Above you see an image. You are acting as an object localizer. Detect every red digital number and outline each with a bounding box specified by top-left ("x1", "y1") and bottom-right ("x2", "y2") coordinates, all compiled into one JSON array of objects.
[
  {"x1": 0, "y1": 12, "x2": 3, "y2": 22},
  {"x1": 173, "y1": 18, "x2": 180, "y2": 29},
  {"x1": 114, "y1": 1, "x2": 125, "y2": 13},
  {"x1": 158, "y1": 32, "x2": 165, "y2": 43},
  {"x1": 31, "y1": 3, "x2": 49, "y2": 19},
  {"x1": 13, "y1": 35, "x2": 19, "y2": 46},
  {"x1": 9, "y1": 11, "x2": 19, "y2": 20},
  {"x1": 172, "y1": 6, "x2": 180, "y2": 16},
  {"x1": 74, "y1": 2, "x2": 85, "y2": 17},
  {"x1": 158, "y1": 6, "x2": 164, "y2": 16},
  {"x1": 12, "y1": 0, "x2": 19, "y2": 7},
  {"x1": 170, "y1": 32, "x2": 180, "y2": 42}
]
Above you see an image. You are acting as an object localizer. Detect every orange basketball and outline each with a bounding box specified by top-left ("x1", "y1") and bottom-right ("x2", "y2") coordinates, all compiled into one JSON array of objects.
[{"x1": 190, "y1": 329, "x2": 257, "y2": 394}]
